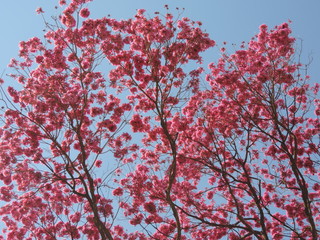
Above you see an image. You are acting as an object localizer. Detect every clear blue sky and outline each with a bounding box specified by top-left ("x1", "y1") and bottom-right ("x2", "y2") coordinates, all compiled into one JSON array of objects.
[{"x1": 1, "y1": 0, "x2": 319, "y2": 82}]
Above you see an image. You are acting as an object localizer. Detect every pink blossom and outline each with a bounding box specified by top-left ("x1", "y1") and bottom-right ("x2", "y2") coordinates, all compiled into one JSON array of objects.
[
  {"x1": 80, "y1": 8, "x2": 90, "y2": 18},
  {"x1": 94, "y1": 160, "x2": 102, "y2": 168},
  {"x1": 143, "y1": 202, "x2": 156, "y2": 213},
  {"x1": 35, "y1": 7, "x2": 44, "y2": 14},
  {"x1": 112, "y1": 187, "x2": 124, "y2": 196}
]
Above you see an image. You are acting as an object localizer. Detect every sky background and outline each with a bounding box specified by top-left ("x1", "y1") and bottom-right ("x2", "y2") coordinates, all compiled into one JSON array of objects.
[{"x1": 0, "y1": 0, "x2": 319, "y2": 83}]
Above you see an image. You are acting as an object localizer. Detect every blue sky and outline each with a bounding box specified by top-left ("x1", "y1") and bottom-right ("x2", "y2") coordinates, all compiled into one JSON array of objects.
[{"x1": 0, "y1": 0, "x2": 319, "y2": 83}]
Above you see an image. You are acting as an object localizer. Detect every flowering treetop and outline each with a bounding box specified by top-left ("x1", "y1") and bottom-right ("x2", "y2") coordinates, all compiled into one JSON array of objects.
[{"x1": 0, "y1": 0, "x2": 319, "y2": 239}]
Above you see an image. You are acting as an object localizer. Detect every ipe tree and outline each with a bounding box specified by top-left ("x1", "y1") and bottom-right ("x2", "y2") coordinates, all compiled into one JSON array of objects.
[{"x1": 0, "y1": 0, "x2": 319, "y2": 239}]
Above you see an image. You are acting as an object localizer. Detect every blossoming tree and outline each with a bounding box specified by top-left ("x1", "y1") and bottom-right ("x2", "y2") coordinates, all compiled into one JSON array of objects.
[{"x1": 0, "y1": 0, "x2": 319, "y2": 239}]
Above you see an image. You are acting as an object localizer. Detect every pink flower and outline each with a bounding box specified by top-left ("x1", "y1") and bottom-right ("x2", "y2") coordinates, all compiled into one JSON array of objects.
[
  {"x1": 35, "y1": 55, "x2": 44, "y2": 63},
  {"x1": 129, "y1": 213, "x2": 143, "y2": 225},
  {"x1": 143, "y1": 202, "x2": 156, "y2": 213},
  {"x1": 130, "y1": 114, "x2": 144, "y2": 132},
  {"x1": 94, "y1": 160, "x2": 102, "y2": 168},
  {"x1": 67, "y1": 53, "x2": 77, "y2": 62},
  {"x1": 137, "y1": 9, "x2": 146, "y2": 15},
  {"x1": 80, "y1": 8, "x2": 90, "y2": 18},
  {"x1": 62, "y1": 14, "x2": 76, "y2": 28},
  {"x1": 36, "y1": 7, "x2": 44, "y2": 14},
  {"x1": 89, "y1": 107, "x2": 103, "y2": 117},
  {"x1": 112, "y1": 187, "x2": 123, "y2": 196}
]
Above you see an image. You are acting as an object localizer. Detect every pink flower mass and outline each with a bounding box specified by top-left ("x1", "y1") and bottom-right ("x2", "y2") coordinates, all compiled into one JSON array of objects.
[
  {"x1": 0, "y1": 1, "x2": 319, "y2": 239},
  {"x1": 80, "y1": 8, "x2": 90, "y2": 18}
]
